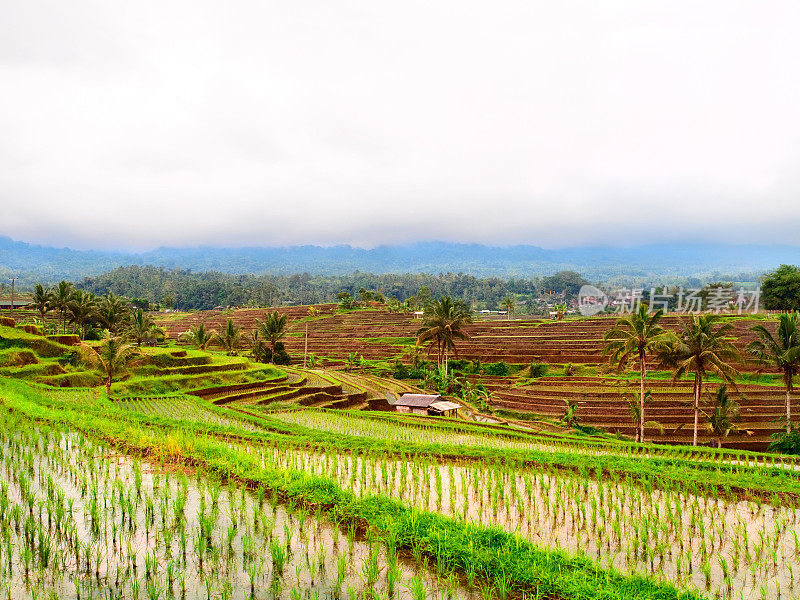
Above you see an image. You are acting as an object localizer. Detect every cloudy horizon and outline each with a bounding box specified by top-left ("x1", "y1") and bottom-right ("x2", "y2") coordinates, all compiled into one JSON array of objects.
[{"x1": 2, "y1": 1, "x2": 800, "y2": 252}]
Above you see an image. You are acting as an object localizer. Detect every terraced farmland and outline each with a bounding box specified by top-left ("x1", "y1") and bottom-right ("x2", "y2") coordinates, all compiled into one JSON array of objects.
[
  {"x1": 6, "y1": 306, "x2": 800, "y2": 599},
  {"x1": 156, "y1": 306, "x2": 790, "y2": 449}
]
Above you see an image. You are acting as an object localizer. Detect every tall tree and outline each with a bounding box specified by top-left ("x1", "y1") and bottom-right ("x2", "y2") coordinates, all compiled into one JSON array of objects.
[
  {"x1": 216, "y1": 318, "x2": 242, "y2": 355},
  {"x1": 52, "y1": 281, "x2": 75, "y2": 333},
  {"x1": 183, "y1": 323, "x2": 215, "y2": 350},
  {"x1": 661, "y1": 314, "x2": 740, "y2": 446},
  {"x1": 603, "y1": 305, "x2": 670, "y2": 443},
  {"x1": 416, "y1": 296, "x2": 473, "y2": 372},
  {"x1": 501, "y1": 296, "x2": 515, "y2": 320},
  {"x1": 127, "y1": 308, "x2": 165, "y2": 346},
  {"x1": 98, "y1": 292, "x2": 129, "y2": 335},
  {"x1": 31, "y1": 284, "x2": 53, "y2": 326},
  {"x1": 81, "y1": 334, "x2": 141, "y2": 396},
  {"x1": 255, "y1": 311, "x2": 288, "y2": 361},
  {"x1": 249, "y1": 330, "x2": 271, "y2": 363},
  {"x1": 67, "y1": 290, "x2": 98, "y2": 339},
  {"x1": 702, "y1": 384, "x2": 740, "y2": 448},
  {"x1": 747, "y1": 312, "x2": 800, "y2": 433},
  {"x1": 622, "y1": 390, "x2": 664, "y2": 443},
  {"x1": 761, "y1": 265, "x2": 800, "y2": 311}
]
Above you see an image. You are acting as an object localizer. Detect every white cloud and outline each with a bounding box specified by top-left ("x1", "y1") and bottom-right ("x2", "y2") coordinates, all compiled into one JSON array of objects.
[{"x1": 1, "y1": 0, "x2": 799, "y2": 250}]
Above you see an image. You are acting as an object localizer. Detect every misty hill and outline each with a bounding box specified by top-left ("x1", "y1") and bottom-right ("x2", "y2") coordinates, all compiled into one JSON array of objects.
[{"x1": 1, "y1": 236, "x2": 798, "y2": 285}]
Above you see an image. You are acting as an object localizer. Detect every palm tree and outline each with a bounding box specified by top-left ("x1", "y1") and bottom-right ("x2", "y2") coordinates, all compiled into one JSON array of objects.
[
  {"x1": 255, "y1": 311, "x2": 288, "y2": 361},
  {"x1": 81, "y1": 334, "x2": 141, "y2": 396},
  {"x1": 52, "y1": 281, "x2": 75, "y2": 333},
  {"x1": 416, "y1": 296, "x2": 473, "y2": 373},
  {"x1": 67, "y1": 290, "x2": 98, "y2": 339},
  {"x1": 603, "y1": 305, "x2": 670, "y2": 443},
  {"x1": 98, "y1": 292, "x2": 130, "y2": 335},
  {"x1": 501, "y1": 296, "x2": 516, "y2": 320},
  {"x1": 702, "y1": 384, "x2": 740, "y2": 448},
  {"x1": 661, "y1": 314, "x2": 740, "y2": 446},
  {"x1": 249, "y1": 330, "x2": 271, "y2": 363},
  {"x1": 182, "y1": 323, "x2": 216, "y2": 350},
  {"x1": 747, "y1": 312, "x2": 800, "y2": 433},
  {"x1": 216, "y1": 318, "x2": 242, "y2": 355},
  {"x1": 623, "y1": 390, "x2": 664, "y2": 443},
  {"x1": 127, "y1": 308, "x2": 165, "y2": 346},
  {"x1": 31, "y1": 284, "x2": 53, "y2": 327}
]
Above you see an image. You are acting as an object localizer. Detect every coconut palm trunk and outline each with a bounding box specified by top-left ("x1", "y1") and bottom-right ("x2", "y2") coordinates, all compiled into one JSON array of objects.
[
  {"x1": 693, "y1": 373, "x2": 701, "y2": 446},
  {"x1": 747, "y1": 313, "x2": 800, "y2": 435},
  {"x1": 602, "y1": 305, "x2": 669, "y2": 444},
  {"x1": 639, "y1": 352, "x2": 646, "y2": 443}
]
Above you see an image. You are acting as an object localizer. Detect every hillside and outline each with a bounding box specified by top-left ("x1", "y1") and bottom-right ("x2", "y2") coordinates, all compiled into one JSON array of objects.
[
  {"x1": 157, "y1": 305, "x2": 790, "y2": 450},
  {"x1": 3, "y1": 297, "x2": 800, "y2": 600},
  {"x1": 3, "y1": 235, "x2": 798, "y2": 283}
]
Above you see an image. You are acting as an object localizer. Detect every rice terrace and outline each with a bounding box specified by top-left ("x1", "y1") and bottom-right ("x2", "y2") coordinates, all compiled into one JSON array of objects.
[
  {"x1": 3, "y1": 2, "x2": 800, "y2": 598},
  {"x1": 3, "y1": 268, "x2": 800, "y2": 600}
]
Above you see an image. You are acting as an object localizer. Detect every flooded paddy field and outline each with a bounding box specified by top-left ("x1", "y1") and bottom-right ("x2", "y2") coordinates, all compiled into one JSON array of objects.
[
  {"x1": 0, "y1": 425, "x2": 479, "y2": 600},
  {"x1": 257, "y1": 443, "x2": 800, "y2": 600},
  {"x1": 265, "y1": 409, "x2": 798, "y2": 469}
]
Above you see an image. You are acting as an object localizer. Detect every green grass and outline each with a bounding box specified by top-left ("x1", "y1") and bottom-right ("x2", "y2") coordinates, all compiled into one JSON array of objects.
[
  {"x1": 0, "y1": 380, "x2": 706, "y2": 600},
  {"x1": 0, "y1": 324, "x2": 72, "y2": 357}
]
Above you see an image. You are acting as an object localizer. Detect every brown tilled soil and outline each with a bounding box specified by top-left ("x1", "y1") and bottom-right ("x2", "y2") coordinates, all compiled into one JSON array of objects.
[{"x1": 157, "y1": 307, "x2": 789, "y2": 450}]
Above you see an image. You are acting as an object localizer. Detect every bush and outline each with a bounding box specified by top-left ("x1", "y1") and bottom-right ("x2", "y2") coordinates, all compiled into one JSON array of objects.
[
  {"x1": 448, "y1": 359, "x2": 469, "y2": 373},
  {"x1": 524, "y1": 362, "x2": 548, "y2": 378},
  {"x1": 769, "y1": 426, "x2": 800, "y2": 455},
  {"x1": 406, "y1": 367, "x2": 426, "y2": 379},
  {"x1": 483, "y1": 361, "x2": 510, "y2": 376},
  {"x1": 272, "y1": 342, "x2": 291, "y2": 366},
  {"x1": 82, "y1": 326, "x2": 104, "y2": 341},
  {"x1": 59, "y1": 349, "x2": 82, "y2": 367},
  {"x1": 392, "y1": 361, "x2": 410, "y2": 379}
]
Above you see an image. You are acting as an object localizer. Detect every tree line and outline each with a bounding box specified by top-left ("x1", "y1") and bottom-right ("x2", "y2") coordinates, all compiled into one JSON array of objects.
[
  {"x1": 72, "y1": 265, "x2": 589, "y2": 311},
  {"x1": 28, "y1": 282, "x2": 164, "y2": 343}
]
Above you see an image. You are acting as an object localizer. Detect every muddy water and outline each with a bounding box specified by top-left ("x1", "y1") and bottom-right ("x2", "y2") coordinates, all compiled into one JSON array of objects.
[
  {"x1": 260, "y1": 445, "x2": 800, "y2": 600},
  {"x1": 0, "y1": 428, "x2": 479, "y2": 600}
]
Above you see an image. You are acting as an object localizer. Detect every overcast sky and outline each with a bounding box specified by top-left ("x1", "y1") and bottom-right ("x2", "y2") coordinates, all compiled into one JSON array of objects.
[{"x1": 1, "y1": 1, "x2": 799, "y2": 251}]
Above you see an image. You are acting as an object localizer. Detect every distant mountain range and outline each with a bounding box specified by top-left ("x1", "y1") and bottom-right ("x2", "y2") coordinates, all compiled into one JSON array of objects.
[{"x1": 0, "y1": 236, "x2": 797, "y2": 285}]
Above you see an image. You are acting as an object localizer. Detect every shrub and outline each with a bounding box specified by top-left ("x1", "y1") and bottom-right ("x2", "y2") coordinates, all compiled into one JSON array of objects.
[
  {"x1": 483, "y1": 361, "x2": 510, "y2": 376},
  {"x1": 82, "y1": 326, "x2": 104, "y2": 341},
  {"x1": 523, "y1": 362, "x2": 548, "y2": 378},
  {"x1": 406, "y1": 367, "x2": 426, "y2": 379},
  {"x1": 392, "y1": 361, "x2": 410, "y2": 379},
  {"x1": 272, "y1": 342, "x2": 291, "y2": 366},
  {"x1": 769, "y1": 426, "x2": 800, "y2": 455},
  {"x1": 59, "y1": 349, "x2": 82, "y2": 367},
  {"x1": 448, "y1": 359, "x2": 469, "y2": 373}
]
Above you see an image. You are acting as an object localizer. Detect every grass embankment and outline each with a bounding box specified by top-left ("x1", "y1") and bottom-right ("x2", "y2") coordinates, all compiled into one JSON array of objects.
[{"x1": 0, "y1": 380, "x2": 703, "y2": 600}]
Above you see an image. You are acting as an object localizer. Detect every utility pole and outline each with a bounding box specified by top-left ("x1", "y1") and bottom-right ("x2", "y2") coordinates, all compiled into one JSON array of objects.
[{"x1": 10, "y1": 277, "x2": 15, "y2": 316}]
